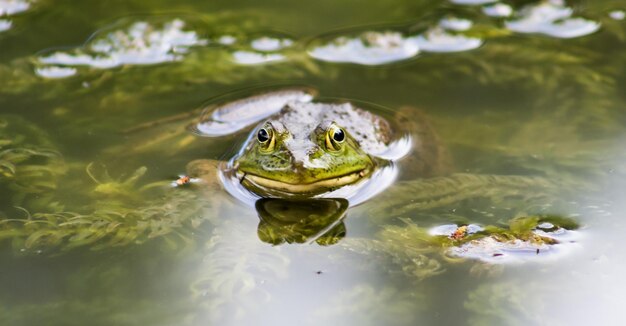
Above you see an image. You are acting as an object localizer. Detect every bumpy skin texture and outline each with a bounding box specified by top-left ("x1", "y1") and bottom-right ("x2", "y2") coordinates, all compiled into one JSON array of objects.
[
  {"x1": 235, "y1": 123, "x2": 374, "y2": 185},
  {"x1": 233, "y1": 102, "x2": 385, "y2": 195}
]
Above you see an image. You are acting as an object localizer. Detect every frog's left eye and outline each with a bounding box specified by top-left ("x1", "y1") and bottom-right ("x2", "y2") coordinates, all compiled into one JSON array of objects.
[
  {"x1": 257, "y1": 125, "x2": 276, "y2": 152},
  {"x1": 326, "y1": 124, "x2": 346, "y2": 151}
]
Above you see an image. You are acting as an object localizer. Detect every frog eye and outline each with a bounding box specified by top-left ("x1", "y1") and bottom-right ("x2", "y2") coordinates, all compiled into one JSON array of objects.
[
  {"x1": 332, "y1": 128, "x2": 345, "y2": 143},
  {"x1": 257, "y1": 125, "x2": 276, "y2": 152},
  {"x1": 326, "y1": 124, "x2": 346, "y2": 151},
  {"x1": 257, "y1": 128, "x2": 270, "y2": 143}
]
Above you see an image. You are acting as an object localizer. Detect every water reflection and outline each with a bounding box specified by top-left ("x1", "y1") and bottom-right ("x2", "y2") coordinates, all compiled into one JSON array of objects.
[{"x1": 255, "y1": 198, "x2": 348, "y2": 246}]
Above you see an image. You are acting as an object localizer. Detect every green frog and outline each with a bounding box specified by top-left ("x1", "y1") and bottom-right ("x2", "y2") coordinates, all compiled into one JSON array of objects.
[{"x1": 187, "y1": 86, "x2": 449, "y2": 203}]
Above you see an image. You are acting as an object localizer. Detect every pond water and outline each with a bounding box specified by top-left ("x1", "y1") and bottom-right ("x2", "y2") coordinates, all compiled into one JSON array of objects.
[{"x1": 1, "y1": 0, "x2": 625, "y2": 325}]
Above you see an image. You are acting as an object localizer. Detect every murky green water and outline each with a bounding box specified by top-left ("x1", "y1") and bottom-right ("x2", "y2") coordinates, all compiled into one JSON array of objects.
[{"x1": 1, "y1": 0, "x2": 626, "y2": 325}]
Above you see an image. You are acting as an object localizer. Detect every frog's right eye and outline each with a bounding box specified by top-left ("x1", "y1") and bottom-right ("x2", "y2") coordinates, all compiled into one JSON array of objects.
[{"x1": 257, "y1": 125, "x2": 275, "y2": 152}]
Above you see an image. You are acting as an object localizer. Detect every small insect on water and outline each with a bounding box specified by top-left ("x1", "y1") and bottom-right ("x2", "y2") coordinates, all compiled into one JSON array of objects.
[
  {"x1": 450, "y1": 225, "x2": 468, "y2": 240},
  {"x1": 176, "y1": 175, "x2": 191, "y2": 186}
]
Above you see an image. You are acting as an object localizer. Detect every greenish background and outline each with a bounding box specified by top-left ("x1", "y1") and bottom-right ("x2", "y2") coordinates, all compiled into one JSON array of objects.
[{"x1": 1, "y1": 0, "x2": 625, "y2": 325}]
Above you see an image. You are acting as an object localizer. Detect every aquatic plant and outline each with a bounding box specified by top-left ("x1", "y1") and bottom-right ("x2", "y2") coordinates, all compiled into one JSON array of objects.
[
  {"x1": 190, "y1": 218, "x2": 290, "y2": 324},
  {"x1": 0, "y1": 115, "x2": 66, "y2": 210},
  {"x1": 343, "y1": 215, "x2": 580, "y2": 281},
  {"x1": 307, "y1": 285, "x2": 426, "y2": 326},
  {"x1": 0, "y1": 163, "x2": 214, "y2": 253}
]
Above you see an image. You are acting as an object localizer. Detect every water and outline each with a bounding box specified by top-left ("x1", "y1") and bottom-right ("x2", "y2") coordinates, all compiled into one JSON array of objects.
[{"x1": 1, "y1": 0, "x2": 625, "y2": 325}]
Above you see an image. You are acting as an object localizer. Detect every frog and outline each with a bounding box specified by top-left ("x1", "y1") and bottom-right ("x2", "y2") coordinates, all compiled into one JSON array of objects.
[{"x1": 187, "y1": 86, "x2": 450, "y2": 205}]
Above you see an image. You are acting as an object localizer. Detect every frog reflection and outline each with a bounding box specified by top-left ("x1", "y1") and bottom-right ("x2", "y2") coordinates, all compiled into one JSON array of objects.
[{"x1": 255, "y1": 198, "x2": 348, "y2": 246}]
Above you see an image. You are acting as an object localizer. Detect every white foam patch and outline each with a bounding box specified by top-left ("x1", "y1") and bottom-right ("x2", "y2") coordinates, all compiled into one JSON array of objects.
[
  {"x1": 35, "y1": 66, "x2": 77, "y2": 79},
  {"x1": 609, "y1": 10, "x2": 625, "y2": 21},
  {"x1": 217, "y1": 35, "x2": 236, "y2": 45},
  {"x1": 250, "y1": 37, "x2": 293, "y2": 52},
  {"x1": 413, "y1": 28, "x2": 482, "y2": 53},
  {"x1": 38, "y1": 19, "x2": 208, "y2": 70},
  {"x1": 482, "y1": 3, "x2": 513, "y2": 17},
  {"x1": 0, "y1": 18, "x2": 10, "y2": 32},
  {"x1": 308, "y1": 31, "x2": 420, "y2": 65},
  {"x1": 450, "y1": 0, "x2": 496, "y2": 5},
  {"x1": 0, "y1": 0, "x2": 30, "y2": 16},
  {"x1": 505, "y1": 0, "x2": 600, "y2": 38},
  {"x1": 439, "y1": 17, "x2": 473, "y2": 31},
  {"x1": 232, "y1": 51, "x2": 285, "y2": 65}
]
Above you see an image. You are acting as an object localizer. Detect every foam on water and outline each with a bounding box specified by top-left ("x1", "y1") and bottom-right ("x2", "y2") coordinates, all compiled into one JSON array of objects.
[
  {"x1": 36, "y1": 19, "x2": 208, "y2": 77},
  {"x1": 308, "y1": 31, "x2": 420, "y2": 65},
  {"x1": 505, "y1": 0, "x2": 600, "y2": 38}
]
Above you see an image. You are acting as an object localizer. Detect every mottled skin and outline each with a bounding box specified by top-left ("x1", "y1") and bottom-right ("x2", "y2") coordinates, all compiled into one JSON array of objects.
[
  {"x1": 183, "y1": 89, "x2": 450, "y2": 199},
  {"x1": 232, "y1": 102, "x2": 392, "y2": 196}
]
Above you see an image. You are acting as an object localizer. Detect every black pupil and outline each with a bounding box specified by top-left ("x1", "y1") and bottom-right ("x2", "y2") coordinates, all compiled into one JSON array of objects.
[
  {"x1": 258, "y1": 128, "x2": 269, "y2": 142},
  {"x1": 333, "y1": 128, "x2": 345, "y2": 142}
]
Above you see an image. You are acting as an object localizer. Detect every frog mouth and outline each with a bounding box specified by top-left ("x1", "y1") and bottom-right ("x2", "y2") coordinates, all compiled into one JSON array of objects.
[{"x1": 238, "y1": 169, "x2": 370, "y2": 194}]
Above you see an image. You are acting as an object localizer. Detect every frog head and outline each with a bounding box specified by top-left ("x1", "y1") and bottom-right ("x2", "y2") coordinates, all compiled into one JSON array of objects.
[{"x1": 233, "y1": 119, "x2": 376, "y2": 197}]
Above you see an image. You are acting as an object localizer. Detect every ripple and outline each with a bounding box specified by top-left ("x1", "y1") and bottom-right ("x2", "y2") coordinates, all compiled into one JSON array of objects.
[
  {"x1": 36, "y1": 18, "x2": 208, "y2": 77},
  {"x1": 505, "y1": 0, "x2": 600, "y2": 38},
  {"x1": 308, "y1": 31, "x2": 419, "y2": 65},
  {"x1": 414, "y1": 28, "x2": 482, "y2": 53}
]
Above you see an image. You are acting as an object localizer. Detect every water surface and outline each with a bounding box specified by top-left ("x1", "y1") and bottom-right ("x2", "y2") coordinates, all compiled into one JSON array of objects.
[{"x1": 1, "y1": 0, "x2": 625, "y2": 325}]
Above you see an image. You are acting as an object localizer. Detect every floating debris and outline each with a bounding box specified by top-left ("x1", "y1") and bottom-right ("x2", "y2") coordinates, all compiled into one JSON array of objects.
[
  {"x1": 171, "y1": 174, "x2": 200, "y2": 187},
  {"x1": 308, "y1": 31, "x2": 419, "y2": 65},
  {"x1": 444, "y1": 217, "x2": 580, "y2": 264},
  {"x1": 429, "y1": 224, "x2": 484, "y2": 237},
  {"x1": 36, "y1": 19, "x2": 208, "y2": 76},
  {"x1": 482, "y1": 3, "x2": 513, "y2": 17},
  {"x1": 505, "y1": 0, "x2": 600, "y2": 38}
]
